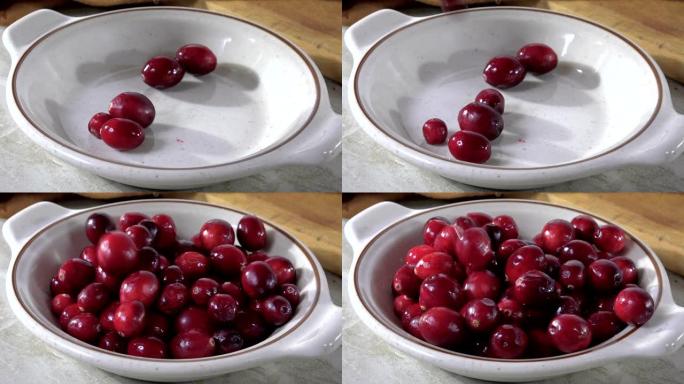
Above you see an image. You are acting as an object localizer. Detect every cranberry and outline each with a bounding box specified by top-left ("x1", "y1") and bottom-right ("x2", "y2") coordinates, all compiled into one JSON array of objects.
[
  {"x1": 571, "y1": 215, "x2": 598, "y2": 241},
  {"x1": 423, "y1": 217, "x2": 449, "y2": 246},
  {"x1": 108, "y1": 92, "x2": 155, "y2": 128},
  {"x1": 80, "y1": 245, "x2": 98, "y2": 266},
  {"x1": 264, "y1": 257, "x2": 295, "y2": 285},
  {"x1": 53, "y1": 258, "x2": 95, "y2": 295},
  {"x1": 593, "y1": 225, "x2": 627, "y2": 254},
  {"x1": 432, "y1": 225, "x2": 459, "y2": 255},
  {"x1": 157, "y1": 283, "x2": 189, "y2": 315},
  {"x1": 120, "y1": 270, "x2": 159, "y2": 307},
  {"x1": 137, "y1": 219, "x2": 159, "y2": 239},
  {"x1": 455, "y1": 227, "x2": 493, "y2": 271},
  {"x1": 235, "y1": 215, "x2": 267, "y2": 251},
  {"x1": 505, "y1": 245, "x2": 547, "y2": 283},
  {"x1": 513, "y1": 270, "x2": 558, "y2": 307},
  {"x1": 191, "y1": 278, "x2": 220, "y2": 306},
  {"x1": 462, "y1": 212, "x2": 489, "y2": 227},
  {"x1": 559, "y1": 260, "x2": 586, "y2": 290},
  {"x1": 95, "y1": 266, "x2": 119, "y2": 291},
  {"x1": 149, "y1": 214, "x2": 176, "y2": 249},
  {"x1": 125, "y1": 225, "x2": 153, "y2": 249},
  {"x1": 422, "y1": 118, "x2": 448, "y2": 144},
  {"x1": 221, "y1": 282, "x2": 245, "y2": 306},
  {"x1": 144, "y1": 312, "x2": 170, "y2": 340},
  {"x1": 76, "y1": 282, "x2": 110, "y2": 313},
  {"x1": 205, "y1": 293, "x2": 237, "y2": 323},
  {"x1": 138, "y1": 247, "x2": 161, "y2": 273},
  {"x1": 418, "y1": 307, "x2": 466, "y2": 348},
  {"x1": 497, "y1": 297, "x2": 524, "y2": 324},
  {"x1": 161, "y1": 265, "x2": 185, "y2": 285},
  {"x1": 548, "y1": 314, "x2": 591, "y2": 353},
  {"x1": 176, "y1": 44, "x2": 217, "y2": 75},
  {"x1": 51, "y1": 293, "x2": 74, "y2": 315},
  {"x1": 127, "y1": 336, "x2": 166, "y2": 358},
  {"x1": 497, "y1": 239, "x2": 528, "y2": 261},
  {"x1": 260, "y1": 295, "x2": 294, "y2": 326},
  {"x1": 170, "y1": 330, "x2": 216, "y2": 358},
  {"x1": 540, "y1": 219, "x2": 575, "y2": 254},
  {"x1": 414, "y1": 252, "x2": 453, "y2": 280},
  {"x1": 67, "y1": 313, "x2": 101, "y2": 342},
  {"x1": 88, "y1": 112, "x2": 110, "y2": 139},
  {"x1": 394, "y1": 294, "x2": 414, "y2": 316},
  {"x1": 592, "y1": 294, "x2": 616, "y2": 312},
  {"x1": 214, "y1": 329, "x2": 244, "y2": 354},
  {"x1": 234, "y1": 310, "x2": 269, "y2": 343},
  {"x1": 463, "y1": 270, "x2": 501, "y2": 300},
  {"x1": 545, "y1": 254, "x2": 560, "y2": 278},
  {"x1": 482, "y1": 56, "x2": 526, "y2": 88},
  {"x1": 118, "y1": 212, "x2": 147, "y2": 230},
  {"x1": 100, "y1": 118, "x2": 145, "y2": 150},
  {"x1": 158, "y1": 255, "x2": 170, "y2": 271},
  {"x1": 558, "y1": 240, "x2": 598, "y2": 266},
  {"x1": 85, "y1": 213, "x2": 114, "y2": 244},
  {"x1": 611, "y1": 256, "x2": 638, "y2": 285},
  {"x1": 141, "y1": 56, "x2": 184, "y2": 89},
  {"x1": 588, "y1": 259, "x2": 623, "y2": 292},
  {"x1": 613, "y1": 287, "x2": 654, "y2": 326},
  {"x1": 588, "y1": 311, "x2": 624, "y2": 342},
  {"x1": 247, "y1": 251, "x2": 270, "y2": 263},
  {"x1": 199, "y1": 219, "x2": 235, "y2": 251},
  {"x1": 99, "y1": 301, "x2": 119, "y2": 331},
  {"x1": 99, "y1": 331, "x2": 125, "y2": 353},
  {"x1": 489, "y1": 324, "x2": 528, "y2": 358},
  {"x1": 97, "y1": 231, "x2": 139, "y2": 276},
  {"x1": 458, "y1": 102, "x2": 503, "y2": 140},
  {"x1": 175, "y1": 252, "x2": 209, "y2": 280},
  {"x1": 241, "y1": 261, "x2": 277, "y2": 299},
  {"x1": 460, "y1": 298, "x2": 499, "y2": 332},
  {"x1": 405, "y1": 245, "x2": 435, "y2": 266},
  {"x1": 114, "y1": 300, "x2": 146, "y2": 337},
  {"x1": 391, "y1": 265, "x2": 421, "y2": 298},
  {"x1": 491, "y1": 215, "x2": 518, "y2": 241},
  {"x1": 528, "y1": 328, "x2": 557, "y2": 357},
  {"x1": 555, "y1": 295, "x2": 580, "y2": 315},
  {"x1": 175, "y1": 306, "x2": 213, "y2": 334},
  {"x1": 483, "y1": 224, "x2": 503, "y2": 248},
  {"x1": 532, "y1": 233, "x2": 544, "y2": 248},
  {"x1": 474, "y1": 88, "x2": 505, "y2": 114},
  {"x1": 419, "y1": 274, "x2": 462, "y2": 310},
  {"x1": 447, "y1": 131, "x2": 491, "y2": 164},
  {"x1": 517, "y1": 43, "x2": 558, "y2": 74},
  {"x1": 59, "y1": 303, "x2": 83, "y2": 329}
]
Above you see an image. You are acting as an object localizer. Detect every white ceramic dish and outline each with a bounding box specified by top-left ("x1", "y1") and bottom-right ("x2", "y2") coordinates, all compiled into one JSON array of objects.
[
  {"x1": 344, "y1": 199, "x2": 684, "y2": 382},
  {"x1": 2, "y1": 199, "x2": 341, "y2": 382},
  {"x1": 3, "y1": 7, "x2": 340, "y2": 189},
  {"x1": 345, "y1": 8, "x2": 684, "y2": 189}
]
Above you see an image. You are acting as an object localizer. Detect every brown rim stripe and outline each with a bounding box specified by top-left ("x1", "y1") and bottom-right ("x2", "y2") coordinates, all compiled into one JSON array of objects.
[
  {"x1": 353, "y1": 199, "x2": 663, "y2": 362},
  {"x1": 12, "y1": 7, "x2": 321, "y2": 171},
  {"x1": 353, "y1": 7, "x2": 663, "y2": 170},
  {"x1": 12, "y1": 199, "x2": 321, "y2": 362}
]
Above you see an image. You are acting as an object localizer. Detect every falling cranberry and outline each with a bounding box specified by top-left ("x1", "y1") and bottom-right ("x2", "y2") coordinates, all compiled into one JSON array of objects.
[
  {"x1": 457, "y1": 102, "x2": 503, "y2": 141},
  {"x1": 80, "y1": 245, "x2": 98, "y2": 266},
  {"x1": 100, "y1": 118, "x2": 145, "y2": 151},
  {"x1": 432, "y1": 225, "x2": 460, "y2": 255},
  {"x1": 119, "y1": 212, "x2": 148, "y2": 231},
  {"x1": 125, "y1": 224, "x2": 153, "y2": 249},
  {"x1": 548, "y1": 314, "x2": 591, "y2": 353},
  {"x1": 482, "y1": 56, "x2": 526, "y2": 88},
  {"x1": 474, "y1": 88, "x2": 505, "y2": 114},
  {"x1": 88, "y1": 112, "x2": 110, "y2": 139},
  {"x1": 418, "y1": 307, "x2": 466, "y2": 348},
  {"x1": 517, "y1": 43, "x2": 558, "y2": 75},
  {"x1": 613, "y1": 286, "x2": 654, "y2": 326},
  {"x1": 422, "y1": 118, "x2": 448, "y2": 145},
  {"x1": 489, "y1": 324, "x2": 528, "y2": 358},
  {"x1": 208, "y1": 244, "x2": 247, "y2": 278},
  {"x1": 108, "y1": 92, "x2": 155, "y2": 128},
  {"x1": 176, "y1": 44, "x2": 217, "y2": 75},
  {"x1": 448, "y1": 131, "x2": 491, "y2": 164},
  {"x1": 141, "y1": 56, "x2": 185, "y2": 89}
]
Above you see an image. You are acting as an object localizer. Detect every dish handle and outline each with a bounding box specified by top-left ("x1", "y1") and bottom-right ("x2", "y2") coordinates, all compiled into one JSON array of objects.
[
  {"x1": 2, "y1": 9, "x2": 74, "y2": 62},
  {"x1": 280, "y1": 300, "x2": 342, "y2": 363},
  {"x1": 627, "y1": 302, "x2": 684, "y2": 357},
  {"x1": 629, "y1": 111, "x2": 684, "y2": 166},
  {"x1": 285, "y1": 111, "x2": 341, "y2": 166},
  {"x1": 344, "y1": 201, "x2": 414, "y2": 255},
  {"x1": 1, "y1": 201, "x2": 73, "y2": 254},
  {"x1": 344, "y1": 9, "x2": 417, "y2": 61}
]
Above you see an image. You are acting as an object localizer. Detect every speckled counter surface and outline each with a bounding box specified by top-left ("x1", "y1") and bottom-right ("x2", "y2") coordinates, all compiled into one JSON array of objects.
[
  {"x1": 0, "y1": 216, "x2": 342, "y2": 384},
  {"x1": 341, "y1": 218, "x2": 684, "y2": 384}
]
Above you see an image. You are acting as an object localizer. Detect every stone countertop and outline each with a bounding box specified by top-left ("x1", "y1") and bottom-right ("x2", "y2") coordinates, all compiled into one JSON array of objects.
[{"x1": 0, "y1": 215, "x2": 342, "y2": 384}]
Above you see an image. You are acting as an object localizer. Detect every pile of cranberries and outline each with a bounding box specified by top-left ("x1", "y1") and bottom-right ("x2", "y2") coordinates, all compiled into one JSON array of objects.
[
  {"x1": 422, "y1": 43, "x2": 558, "y2": 164},
  {"x1": 391, "y1": 211, "x2": 654, "y2": 358},
  {"x1": 49, "y1": 210, "x2": 300, "y2": 359},
  {"x1": 88, "y1": 44, "x2": 217, "y2": 151}
]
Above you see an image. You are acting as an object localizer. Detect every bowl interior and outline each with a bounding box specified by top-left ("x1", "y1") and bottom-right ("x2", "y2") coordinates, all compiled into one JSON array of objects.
[
  {"x1": 354, "y1": 200, "x2": 662, "y2": 359},
  {"x1": 355, "y1": 8, "x2": 660, "y2": 168},
  {"x1": 12, "y1": 200, "x2": 319, "y2": 359},
  {"x1": 13, "y1": 8, "x2": 319, "y2": 168}
]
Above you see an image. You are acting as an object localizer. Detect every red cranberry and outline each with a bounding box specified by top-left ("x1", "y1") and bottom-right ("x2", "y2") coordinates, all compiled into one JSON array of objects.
[
  {"x1": 175, "y1": 252, "x2": 209, "y2": 280},
  {"x1": 199, "y1": 219, "x2": 235, "y2": 251},
  {"x1": 236, "y1": 216, "x2": 267, "y2": 251},
  {"x1": 128, "y1": 336, "x2": 167, "y2": 358},
  {"x1": 152, "y1": 214, "x2": 177, "y2": 250},
  {"x1": 394, "y1": 294, "x2": 415, "y2": 316},
  {"x1": 593, "y1": 225, "x2": 627, "y2": 254},
  {"x1": 505, "y1": 245, "x2": 547, "y2": 283},
  {"x1": 423, "y1": 217, "x2": 449, "y2": 246},
  {"x1": 53, "y1": 258, "x2": 95, "y2": 295},
  {"x1": 157, "y1": 282, "x2": 189, "y2": 315},
  {"x1": 85, "y1": 213, "x2": 114, "y2": 244},
  {"x1": 545, "y1": 254, "x2": 560, "y2": 278},
  {"x1": 175, "y1": 306, "x2": 213, "y2": 334},
  {"x1": 125, "y1": 225, "x2": 153, "y2": 249},
  {"x1": 137, "y1": 247, "x2": 161, "y2": 273},
  {"x1": 447, "y1": 131, "x2": 491, "y2": 164},
  {"x1": 161, "y1": 265, "x2": 185, "y2": 285},
  {"x1": 463, "y1": 270, "x2": 501, "y2": 300},
  {"x1": 207, "y1": 293, "x2": 238, "y2": 323},
  {"x1": 392, "y1": 264, "x2": 421, "y2": 298},
  {"x1": 405, "y1": 245, "x2": 435, "y2": 266},
  {"x1": 158, "y1": 255, "x2": 170, "y2": 271},
  {"x1": 234, "y1": 310, "x2": 269, "y2": 343},
  {"x1": 99, "y1": 301, "x2": 119, "y2": 331},
  {"x1": 482, "y1": 56, "x2": 526, "y2": 88},
  {"x1": 176, "y1": 44, "x2": 217, "y2": 75},
  {"x1": 88, "y1": 112, "x2": 110, "y2": 139},
  {"x1": 422, "y1": 118, "x2": 448, "y2": 144},
  {"x1": 144, "y1": 312, "x2": 170, "y2": 340},
  {"x1": 418, "y1": 307, "x2": 466, "y2": 348},
  {"x1": 265, "y1": 257, "x2": 297, "y2": 285},
  {"x1": 517, "y1": 43, "x2": 558, "y2": 74},
  {"x1": 588, "y1": 259, "x2": 623, "y2": 292},
  {"x1": 483, "y1": 224, "x2": 504, "y2": 248},
  {"x1": 108, "y1": 92, "x2": 155, "y2": 128},
  {"x1": 419, "y1": 274, "x2": 462, "y2": 310},
  {"x1": 432, "y1": 225, "x2": 459, "y2": 255},
  {"x1": 214, "y1": 329, "x2": 244, "y2": 354},
  {"x1": 171, "y1": 330, "x2": 216, "y2": 358},
  {"x1": 492, "y1": 215, "x2": 518, "y2": 241},
  {"x1": 571, "y1": 215, "x2": 598, "y2": 241},
  {"x1": 548, "y1": 314, "x2": 591, "y2": 353},
  {"x1": 261, "y1": 295, "x2": 294, "y2": 326},
  {"x1": 80, "y1": 245, "x2": 98, "y2": 266},
  {"x1": 555, "y1": 295, "x2": 580, "y2": 315},
  {"x1": 611, "y1": 256, "x2": 638, "y2": 285},
  {"x1": 120, "y1": 270, "x2": 160, "y2": 307},
  {"x1": 221, "y1": 282, "x2": 245, "y2": 306},
  {"x1": 141, "y1": 56, "x2": 185, "y2": 89},
  {"x1": 497, "y1": 297, "x2": 524, "y2": 324},
  {"x1": 279, "y1": 283, "x2": 300, "y2": 308},
  {"x1": 497, "y1": 239, "x2": 528, "y2": 261},
  {"x1": 98, "y1": 331, "x2": 125, "y2": 353},
  {"x1": 458, "y1": 102, "x2": 503, "y2": 140},
  {"x1": 613, "y1": 287, "x2": 654, "y2": 326},
  {"x1": 97, "y1": 231, "x2": 139, "y2": 276},
  {"x1": 559, "y1": 260, "x2": 586, "y2": 290},
  {"x1": 247, "y1": 251, "x2": 269, "y2": 263},
  {"x1": 67, "y1": 313, "x2": 101, "y2": 342},
  {"x1": 489, "y1": 324, "x2": 528, "y2": 358},
  {"x1": 588, "y1": 311, "x2": 624, "y2": 342},
  {"x1": 558, "y1": 240, "x2": 598, "y2": 265},
  {"x1": 455, "y1": 227, "x2": 493, "y2": 272},
  {"x1": 464, "y1": 212, "x2": 491, "y2": 227},
  {"x1": 592, "y1": 294, "x2": 616, "y2": 312},
  {"x1": 95, "y1": 266, "x2": 119, "y2": 291},
  {"x1": 191, "y1": 278, "x2": 220, "y2": 306},
  {"x1": 241, "y1": 261, "x2": 277, "y2": 299},
  {"x1": 540, "y1": 219, "x2": 575, "y2": 254},
  {"x1": 119, "y1": 212, "x2": 149, "y2": 231},
  {"x1": 532, "y1": 233, "x2": 544, "y2": 248},
  {"x1": 100, "y1": 118, "x2": 145, "y2": 150},
  {"x1": 59, "y1": 303, "x2": 83, "y2": 329},
  {"x1": 414, "y1": 252, "x2": 453, "y2": 280},
  {"x1": 513, "y1": 270, "x2": 558, "y2": 307},
  {"x1": 76, "y1": 282, "x2": 110, "y2": 313},
  {"x1": 51, "y1": 293, "x2": 74, "y2": 315},
  {"x1": 474, "y1": 88, "x2": 505, "y2": 114},
  {"x1": 137, "y1": 219, "x2": 159, "y2": 239},
  {"x1": 460, "y1": 298, "x2": 499, "y2": 332},
  {"x1": 114, "y1": 300, "x2": 146, "y2": 337},
  {"x1": 528, "y1": 328, "x2": 557, "y2": 357}
]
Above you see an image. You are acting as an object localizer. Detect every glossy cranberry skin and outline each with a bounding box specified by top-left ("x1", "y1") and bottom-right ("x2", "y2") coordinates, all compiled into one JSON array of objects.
[
  {"x1": 559, "y1": 260, "x2": 586, "y2": 290},
  {"x1": 458, "y1": 102, "x2": 503, "y2": 141},
  {"x1": 67, "y1": 313, "x2": 101, "y2": 342},
  {"x1": 497, "y1": 297, "x2": 524, "y2": 324},
  {"x1": 59, "y1": 303, "x2": 83, "y2": 329},
  {"x1": 99, "y1": 301, "x2": 118, "y2": 331},
  {"x1": 528, "y1": 328, "x2": 557, "y2": 357},
  {"x1": 548, "y1": 314, "x2": 591, "y2": 353},
  {"x1": 85, "y1": 213, "x2": 114, "y2": 244},
  {"x1": 53, "y1": 258, "x2": 95, "y2": 296},
  {"x1": 422, "y1": 118, "x2": 448, "y2": 144},
  {"x1": 191, "y1": 278, "x2": 220, "y2": 306},
  {"x1": 505, "y1": 245, "x2": 547, "y2": 283},
  {"x1": 137, "y1": 246, "x2": 161, "y2": 273},
  {"x1": 143, "y1": 312, "x2": 170, "y2": 340},
  {"x1": 489, "y1": 324, "x2": 528, "y2": 358},
  {"x1": 76, "y1": 282, "x2": 110, "y2": 313},
  {"x1": 176, "y1": 44, "x2": 217, "y2": 75},
  {"x1": 517, "y1": 43, "x2": 558, "y2": 74},
  {"x1": 393, "y1": 294, "x2": 414, "y2": 316},
  {"x1": 570, "y1": 215, "x2": 598, "y2": 241},
  {"x1": 614, "y1": 287, "x2": 654, "y2": 325},
  {"x1": 555, "y1": 295, "x2": 581, "y2": 315},
  {"x1": 199, "y1": 219, "x2": 235, "y2": 251},
  {"x1": 175, "y1": 252, "x2": 209, "y2": 280},
  {"x1": 432, "y1": 225, "x2": 459, "y2": 255},
  {"x1": 540, "y1": 219, "x2": 575, "y2": 254},
  {"x1": 128, "y1": 336, "x2": 167, "y2": 358},
  {"x1": 97, "y1": 231, "x2": 139, "y2": 276},
  {"x1": 558, "y1": 240, "x2": 598, "y2": 266},
  {"x1": 588, "y1": 311, "x2": 624, "y2": 342},
  {"x1": 152, "y1": 214, "x2": 177, "y2": 250},
  {"x1": 611, "y1": 256, "x2": 638, "y2": 285},
  {"x1": 125, "y1": 224, "x2": 153, "y2": 249},
  {"x1": 461, "y1": 212, "x2": 488, "y2": 227},
  {"x1": 94, "y1": 266, "x2": 119, "y2": 291},
  {"x1": 265, "y1": 257, "x2": 296, "y2": 285},
  {"x1": 232, "y1": 216, "x2": 266, "y2": 252},
  {"x1": 170, "y1": 330, "x2": 216, "y2": 358},
  {"x1": 114, "y1": 300, "x2": 146, "y2": 338},
  {"x1": 214, "y1": 329, "x2": 244, "y2": 354},
  {"x1": 99, "y1": 331, "x2": 125, "y2": 353},
  {"x1": 545, "y1": 254, "x2": 560, "y2": 278},
  {"x1": 108, "y1": 92, "x2": 155, "y2": 128},
  {"x1": 456, "y1": 227, "x2": 494, "y2": 272},
  {"x1": 88, "y1": 112, "x2": 110, "y2": 139},
  {"x1": 161, "y1": 265, "x2": 185, "y2": 285},
  {"x1": 204, "y1": 293, "x2": 237, "y2": 323},
  {"x1": 390, "y1": 264, "x2": 419, "y2": 298},
  {"x1": 483, "y1": 224, "x2": 504, "y2": 248},
  {"x1": 51, "y1": 293, "x2": 74, "y2": 315},
  {"x1": 404, "y1": 245, "x2": 434, "y2": 266},
  {"x1": 497, "y1": 239, "x2": 528, "y2": 261},
  {"x1": 418, "y1": 307, "x2": 466, "y2": 348},
  {"x1": 120, "y1": 270, "x2": 160, "y2": 307},
  {"x1": 448, "y1": 131, "x2": 491, "y2": 164},
  {"x1": 174, "y1": 306, "x2": 213, "y2": 335},
  {"x1": 513, "y1": 270, "x2": 558, "y2": 307},
  {"x1": 491, "y1": 215, "x2": 518, "y2": 241},
  {"x1": 414, "y1": 252, "x2": 453, "y2": 280},
  {"x1": 418, "y1": 274, "x2": 462, "y2": 310},
  {"x1": 593, "y1": 225, "x2": 627, "y2": 254},
  {"x1": 474, "y1": 89, "x2": 505, "y2": 115},
  {"x1": 460, "y1": 298, "x2": 499, "y2": 332},
  {"x1": 588, "y1": 259, "x2": 623, "y2": 292},
  {"x1": 483, "y1": 56, "x2": 526, "y2": 88},
  {"x1": 141, "y1": 56, "x2": 184, "y2": 89},
  {"x1": 241, "y1": 261, "x2": 277, "y2": 299},
  {"x1": 261, "y1": 295, "x2": 294, "y2": 326},
  {"x1": 100, "y1": 118, "x2": 145, "y2": 150},
  {"x1": 118, "y1": 212, "x2": 148, "y2": 231},
  {"x1": 423, "y1": 217, "x2": 449, "y2": 246},
  {"x1": 80, "y1": 245, "x2": 98, "y2": 266},
  {"x1": 463, "y1": 270, "x2": 501, "y2": 300},
  {"x1": 156, "y1": 283, "x2": 189, "y2": 315},
  {"x1": 234, "y1": 310, "x2": 269, "y2": 343}
]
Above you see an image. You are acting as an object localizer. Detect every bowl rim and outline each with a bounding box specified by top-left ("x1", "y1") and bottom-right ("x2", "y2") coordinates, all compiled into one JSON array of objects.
[
  {"x1": 352, "y1": 198, "x2": 664, "y2": 362},
  {"x1": 10, "y1": 6, "x2": 322, "y2": 171},
  {"x1": 10, "y1": 198, "x2": 322, "y2": 362},
  {"x1": 352, "y1": 6, "x2": 664, "y2": 171}
]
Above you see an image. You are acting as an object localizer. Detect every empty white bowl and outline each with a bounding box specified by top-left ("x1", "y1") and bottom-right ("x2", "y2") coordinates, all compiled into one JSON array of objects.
[
  {"x1": 345, "y1": 8, "x2": 684, "y2": 189},
  {"x1": 344, "y1": 199, "x2": 684, "y2": 382},
  {"x1": 2, "y1": 199, "x2": 341, "y2": 382},
  {"x1": 3, "y1": 7, "x2": 340, "y2": 189}
]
